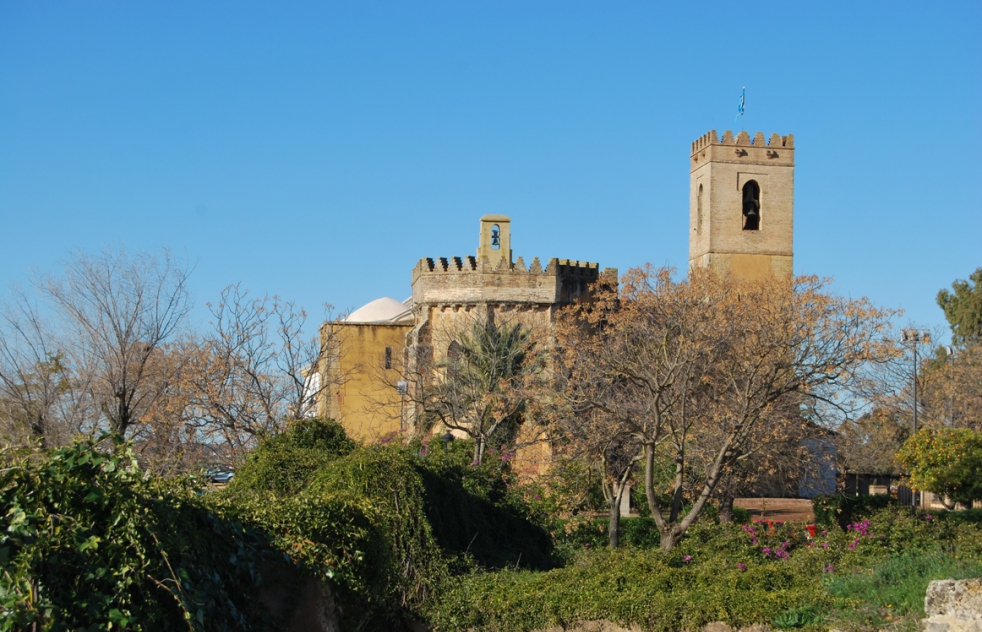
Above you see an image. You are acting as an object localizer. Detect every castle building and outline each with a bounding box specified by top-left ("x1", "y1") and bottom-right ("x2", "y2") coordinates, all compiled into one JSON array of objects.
[
  {"x1": 318, "y1": 214, "x2": 617, "y2": 445},
  {"x1": 319, "y1": 129, "x2": 794, "y2": 448}
]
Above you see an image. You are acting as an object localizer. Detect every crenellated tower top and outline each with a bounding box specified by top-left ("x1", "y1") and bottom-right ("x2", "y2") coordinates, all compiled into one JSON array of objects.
[{"x1": 691, "y1": 130, "x2": 795, "y2": 172}]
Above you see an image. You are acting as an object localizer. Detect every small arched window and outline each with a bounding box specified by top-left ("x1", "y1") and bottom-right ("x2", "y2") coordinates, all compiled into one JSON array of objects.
[
  {"x1": 742, "y1": 180, "x2": 760, "y2": 231},
  {"x1": 446, "y1": 341, "x2": 463, "y2": 380},
  {"x1": 384, "y1": 346, "x2": 393, "y2": 370},
  {"x1": 491, "y1": 225, "x2": 501, "y2": 249},
  {"x1": 697, "y1": 184, "x2": 704, "y2": 235}
]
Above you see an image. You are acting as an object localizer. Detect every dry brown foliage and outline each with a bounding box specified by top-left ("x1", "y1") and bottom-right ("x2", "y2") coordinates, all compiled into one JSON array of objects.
[{"x1": 554, "y1": 265, "x2": 897, "y2": 550}]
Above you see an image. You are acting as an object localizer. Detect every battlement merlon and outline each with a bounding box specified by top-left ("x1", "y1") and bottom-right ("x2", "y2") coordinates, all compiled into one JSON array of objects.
[{"x1": 690, "y1": 130, "x2": 794, "y2": 169}]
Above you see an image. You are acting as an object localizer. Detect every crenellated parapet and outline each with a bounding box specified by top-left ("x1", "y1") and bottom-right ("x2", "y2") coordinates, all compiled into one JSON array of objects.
[
  {"x1": 412, "y1": 254, "x2": 615, "y2": 307},
  {"x1": 691, "y1": 130, "x2": 794, "y2": 170},
  {"x1": 413, "y1": 255, "x2": 602, "y2": 277}
]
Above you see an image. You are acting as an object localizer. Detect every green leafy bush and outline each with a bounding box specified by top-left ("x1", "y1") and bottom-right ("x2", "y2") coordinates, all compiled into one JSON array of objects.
[
  {"x1": 773, "y1": 605, "x2": 821, "y2": 629},
  {"x1": 897, "y1": 427, "x2": 982, "y2": 506},
  {"x1": 0, "y1": 439, "x2": 273, "y2": 631},
  {"x1": 426, "y1": 546, "x2": 829, "y2": 631},
  {"x1": 427, "y1": 505, "x2": 982, "y2": 631},
  {"x1": 218, "y1": 435, "x2": 555, "y2": 629},
  {"x1": 811, "y1": 493, "x2": 896, "y2": 529},
  {"x1": 227, "y1": 417, "x2": 355, "y2": 495},
  {"x1": 414, "y1": 438, "x2": 556, "y2": 570}
]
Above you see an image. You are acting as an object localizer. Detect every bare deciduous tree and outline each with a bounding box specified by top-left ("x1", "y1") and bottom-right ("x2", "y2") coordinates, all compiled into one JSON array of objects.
[
  {"x1": 187, "y1": 284, "x2": 326, "y2": 462},
  {"x1": 36, "y1": 248, "x2": 192, "y2": 438},
  {"x1": 0, "y1": 293, "x2": 75, "y2": 447},
  {"x1": 556, "y1": 266, "x2": 896, "y2": 550},
  {"x1": 919, "y1": 343, "x2": 982, "y2": 432}
]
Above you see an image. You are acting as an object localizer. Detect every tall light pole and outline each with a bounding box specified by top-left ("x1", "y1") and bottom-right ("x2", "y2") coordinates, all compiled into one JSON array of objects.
[
  {"x1": 944, "y1": 346, "x2": 955, "y2": 427},
  {"x1": 901, "y1": 329, "x2": 931, "y2": 508}
]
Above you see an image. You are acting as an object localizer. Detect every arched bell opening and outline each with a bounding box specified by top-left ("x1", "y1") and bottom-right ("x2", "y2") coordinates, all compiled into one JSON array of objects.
[
  {"x1": 697, "y1": 184, "x2": 704, "y2": 235},
  {"x1": 742, "y1": 180, "x2": 760, "y2": 231}
]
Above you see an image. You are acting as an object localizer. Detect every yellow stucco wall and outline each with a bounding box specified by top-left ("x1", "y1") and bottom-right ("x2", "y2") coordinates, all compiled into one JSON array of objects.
[{"x1": 319, "y1": 322, "x2": 412, "y2": 443}]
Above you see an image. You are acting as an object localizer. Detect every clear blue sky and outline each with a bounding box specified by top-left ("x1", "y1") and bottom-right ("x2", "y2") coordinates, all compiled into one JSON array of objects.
[{"x1": 2, "y1": 2, "x2": 979, "y2": 337}]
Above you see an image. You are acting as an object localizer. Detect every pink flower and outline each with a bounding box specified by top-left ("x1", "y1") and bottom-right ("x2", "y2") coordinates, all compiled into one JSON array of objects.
[
  {"x1": 925, "y1": 514, "x2": 934, "y2": 521},
  {"x1": 682, "y1": 555, "x2": 692, "y2": 563},
  {"x1": 737, "y1": 563, "x2": 747, "y2": 571},
  {"x1": 824, "y1": 565, "x2": 835, "y2": 572}
]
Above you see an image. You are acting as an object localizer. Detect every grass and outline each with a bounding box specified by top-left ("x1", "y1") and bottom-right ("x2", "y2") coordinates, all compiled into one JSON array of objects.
[{"x1": 824, "y1": 550, "x2": 982, "y2": 631}]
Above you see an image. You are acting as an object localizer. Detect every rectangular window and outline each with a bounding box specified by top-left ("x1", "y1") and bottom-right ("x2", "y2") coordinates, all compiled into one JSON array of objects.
[{"x1": 384, "y1": 346, "x2": 393, "y2": 370}]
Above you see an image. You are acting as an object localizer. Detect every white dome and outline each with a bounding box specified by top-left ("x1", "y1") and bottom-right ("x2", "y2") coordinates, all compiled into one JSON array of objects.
[{"x1": 346, "y1": 297, "x2": 412, "y2": 323}]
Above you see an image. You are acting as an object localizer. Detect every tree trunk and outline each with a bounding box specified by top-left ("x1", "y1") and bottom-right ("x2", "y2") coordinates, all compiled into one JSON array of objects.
[
  {"x1": 660, "y1": 528, "x2": 681, "y2": 551},
  {"x1": 30, "y1": 417, "x2": 47, "y2": 449},
  {"x1": 608, "y1": 492, "x2": 621, "y2": 548},
  {"x1": 719, "y1": 494, "x2": 734, "y2": 523},
  {"x1": 644, "y1": 443, "x2": 657, "y2": 519}
]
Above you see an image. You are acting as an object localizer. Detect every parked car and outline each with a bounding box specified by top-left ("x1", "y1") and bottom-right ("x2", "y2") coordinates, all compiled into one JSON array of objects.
[{"x1": 204, "y1": 467, "x2": 235, "y2": 485}]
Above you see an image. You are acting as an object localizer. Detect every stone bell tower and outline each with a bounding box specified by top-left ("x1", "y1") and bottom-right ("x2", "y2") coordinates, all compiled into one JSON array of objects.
[{"x1": 689, "y1": 130, "x2": 794, "y2": 280}]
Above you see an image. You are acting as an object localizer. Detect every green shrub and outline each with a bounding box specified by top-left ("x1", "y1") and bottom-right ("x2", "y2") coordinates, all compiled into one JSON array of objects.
[
  {"x1": 228, "y1": 417, "x2": 355, "y2": 495},
  {"x1": 897, "y1": 427, "x2": 982, "y2": 506},
  {"x1": 210, "y1": 486, "x2": 399, "y2": 629},
  {"x1": 309, "y1": 443, "x2": 449, "y2": 609},
  {"x1": 812, "y1": 493, "x2": 897, "y2": 529},
  {"x1": 731, "y1": 506, "x2": 753, "y2": 524},
  {"x1": 0, "y1": 439, "x2": 274, "y2": 631},
  {"x1": 426, "y1": 546, "x2": 830, "y2": 631},
  {"x1": 428, "y1": 504, "x2": 982, "y2": 631},
  {"x1": 216, "y1": 442, "x2": 451, "y2": 630},
  {"x1": 218, "y1": 432, "x2": 556, "y2": 630},
  {"x1": 773, "y1": 605, "x2": 821, "y2": 629},
  {"x1": 413, "y1": 438, "x2": 557, "y2": 570}
]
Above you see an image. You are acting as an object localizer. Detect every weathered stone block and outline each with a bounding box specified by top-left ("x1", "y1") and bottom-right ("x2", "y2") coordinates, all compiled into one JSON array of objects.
[{"x1": 921, "y1": 578, "x2": 982, "y2": 632}]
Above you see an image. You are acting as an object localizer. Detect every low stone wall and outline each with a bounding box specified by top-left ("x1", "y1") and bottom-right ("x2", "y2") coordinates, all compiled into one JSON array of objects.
[{"x1": 921, "y1": 578, "x2": 982, "y2": 632}]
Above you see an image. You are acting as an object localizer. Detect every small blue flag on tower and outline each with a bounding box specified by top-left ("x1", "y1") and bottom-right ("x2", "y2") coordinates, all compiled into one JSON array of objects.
[{"x1": 735, "y1": 87, "x2": 745, "y2": 126}]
